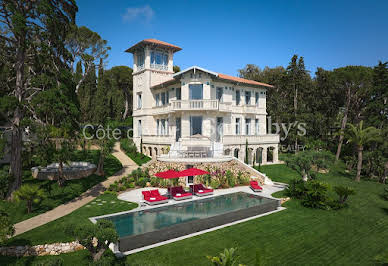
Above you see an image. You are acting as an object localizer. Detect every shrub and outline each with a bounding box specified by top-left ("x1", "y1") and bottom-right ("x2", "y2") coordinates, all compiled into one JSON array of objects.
[
  {"x1": 150, "y1": 177, "x2": 159, "y2": 187},
  {"x1": 65, "y1": 219, "x2": 118, "y2": 262},
  {"x1": 285, "y1": 179, "x2": 306, "y2": 199},
  {"x1": 210, "y1": 179, "x2": 220, "y2": 189},
  {"x1": 0, "y1": 208, "x2": 15, "y2": 245},
  {"x1": 334, "y1": 185, "x2": 355, "y2": 204},
  {"x1": 302, "y1": 180, "x2": 330, "y2": 209},
  {"x1": 13, "y1": 184, "x2": 46, "y2": 213},
  {"x1": 0, "y1": 166, "x2": 12, "y2": 200},
  {"x1": 226, "y1": 170, "x2": 236, "y2": 188},
  {"x1": 135, "y1": 177, "x2": 147, "y2": 188},
  {"x1": 207, "y1": 247, "x2": 243, "y2": 266},
  {"x1": 103, "y1": 190, "x2": 117, "y2": 196}
]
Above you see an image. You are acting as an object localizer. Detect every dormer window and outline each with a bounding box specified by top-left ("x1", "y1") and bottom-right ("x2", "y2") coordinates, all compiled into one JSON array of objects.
[{"x1": 151, "y1": 50, "x2": 168, "y2": 70}]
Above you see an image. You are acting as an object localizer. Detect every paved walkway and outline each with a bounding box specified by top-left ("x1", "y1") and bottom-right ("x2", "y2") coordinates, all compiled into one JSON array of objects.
[{"x1": 13, "y1": 142, "x2": 138, "y2": 236}]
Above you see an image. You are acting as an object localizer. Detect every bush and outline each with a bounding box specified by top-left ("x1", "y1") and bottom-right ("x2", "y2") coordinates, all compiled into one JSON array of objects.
[
  {"x1": 103, "y1": 190, "x2": 117, "y2": 196},
  {"x1": 285, "y1": 179, "x2": 306, "y2": 199},
  {"x1": 301, "y1": 180, "x2": 330, "y2": 209},
  {"x1": 334, "y1": 185, "x2": 355, "y2": 204},
  {"x1": 207, "y1": 247, "x2": 242, "y2": 266},
  {"x1": 14, "y1": 184, "x2": 46, "y2": 213},
  {"x1": 120, "y1": 138, "x2": 151, "y2": 166},
  {"x1": 210, "y1": 179, "x2": 220, "y2": 189},
  {"x1": 0, "y1": 208, "x2": 15, "y2": 245},
  {"x1": 226, "y1": 170, "x2": 236, "y2": 188},
  {"x1": 65, "y1": 219, "x2": 118, "y2": 262},
  {"x1": 0, "y1": 165, "x2": 12, "y2": 200},
  {"x1": 150, "y1": 177, "x2": 160, "y2": 187}
]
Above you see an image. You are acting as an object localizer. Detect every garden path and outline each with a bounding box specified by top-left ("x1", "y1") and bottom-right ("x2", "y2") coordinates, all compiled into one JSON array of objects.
[{"x1": 13, "y1": 142, "x2": 138, "y2": 236}]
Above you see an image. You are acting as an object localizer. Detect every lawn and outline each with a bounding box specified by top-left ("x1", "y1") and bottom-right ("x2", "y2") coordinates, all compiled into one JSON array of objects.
[
  {"x1": 3, "y1": 161, "x2": 388, "y2": 265},
  {"x1": 120, "y1": 138, "x2": 151, "y2": 166},
  {"x1": 7, "y1": 193, "x2": 137, "y2": 246},
  {"x1": 0, "y1": 151, "x2": 122, "y2": 224}
]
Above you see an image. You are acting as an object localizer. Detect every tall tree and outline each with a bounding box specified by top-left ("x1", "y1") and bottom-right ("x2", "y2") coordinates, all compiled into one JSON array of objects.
[
  {"x1": 333, "y1": 66, "x2": 373, "y2": 161},
  {"x1": 66, "y1": 26, "x2": 110, "y2": 93},
  {"x1": 345, "y1": 121, "x2": 380, "y2": 182},
  {"x1": 78, "y1": 63, "x2": 97, "y2": 123},
  {"x1": 109, "y1": 66, "x2": 132, "y2": 120},
  {"x1": 0, "y1": 0, "x2": 78, "y2": 198}
]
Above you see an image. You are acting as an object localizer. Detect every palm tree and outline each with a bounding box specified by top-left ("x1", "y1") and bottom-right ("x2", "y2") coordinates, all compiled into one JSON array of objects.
[
  {"x1": 14, "y1": 184, "x2": 45, "y2": 213},
  {"x1": 346, "y1": 121, "x2": 380, "y2": 182}
]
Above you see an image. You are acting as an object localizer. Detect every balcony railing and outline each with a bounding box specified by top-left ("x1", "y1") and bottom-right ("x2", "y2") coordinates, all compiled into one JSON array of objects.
[
  {"x1": 170, "y1": 100, "x2": 231, "y2": 112},
  {"x1": 222, "y1": 134, "x2": 280, "y2": 145}
]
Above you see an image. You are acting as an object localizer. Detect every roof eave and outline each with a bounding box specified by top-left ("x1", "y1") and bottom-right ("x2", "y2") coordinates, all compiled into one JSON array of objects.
[{"x1": 173, "y1": 66, "x2": 219, "y2": 78}]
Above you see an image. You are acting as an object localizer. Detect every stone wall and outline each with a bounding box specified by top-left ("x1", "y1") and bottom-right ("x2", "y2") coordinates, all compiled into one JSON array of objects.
[
  {"x1": 0, "y1": 241, "x2": 84, "y2": 257},
  {"x1": 144, "y1": 159, "x2": 265, "y2": 185},
  {"x1": 31, "y1": 162, "x2": 96, "y2": 181}
]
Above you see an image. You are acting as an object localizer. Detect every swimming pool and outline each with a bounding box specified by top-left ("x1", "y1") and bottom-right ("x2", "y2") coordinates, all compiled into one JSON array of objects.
[{"x1": 95, "y1": 192, "x2": 279, "y2": 252}]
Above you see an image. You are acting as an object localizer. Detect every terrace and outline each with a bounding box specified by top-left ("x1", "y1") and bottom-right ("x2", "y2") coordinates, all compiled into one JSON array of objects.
[{"x1": 90, "y1": 184, "x2": 287, "y2": 255}]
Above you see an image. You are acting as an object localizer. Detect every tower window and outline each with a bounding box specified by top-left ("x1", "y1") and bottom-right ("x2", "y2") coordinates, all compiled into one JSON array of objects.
[
  {"x1": 137, "y1": 93, "x2": 142, "y2": 109},
  {"x1": 151, "y1": 50, "x2": 168, "y2": 70},
  {"x1": 137, "y1": 52, "x2": 145, "y2": 69}
]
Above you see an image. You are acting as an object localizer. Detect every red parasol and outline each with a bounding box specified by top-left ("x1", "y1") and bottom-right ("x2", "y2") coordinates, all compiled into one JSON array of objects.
[
  {"x1": 154, "y1": 169, "x2": 181, "y2": 179},
  {"x1": 178, "y1": 168, "x2": 209, "y2": 176}
]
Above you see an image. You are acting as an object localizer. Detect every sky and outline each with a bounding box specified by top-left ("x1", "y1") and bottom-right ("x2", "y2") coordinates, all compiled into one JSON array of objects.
[{"x1": 76, "y1": 0, "x2": 388, "y2": 76}]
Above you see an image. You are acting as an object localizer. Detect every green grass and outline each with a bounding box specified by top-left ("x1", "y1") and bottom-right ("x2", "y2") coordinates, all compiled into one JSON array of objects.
[
  {"x1": 3, "y1": 161, "x2": 388, "y2": 265},
  {"x1": 7, "y1": 193, "x2": 137, "y2": 246},
  {"x1": 0, "y1": 151, "x2": 122, "y2": 224},
  {"x1": 120, "y1": 138, "x2": 151, "y2": 166}
]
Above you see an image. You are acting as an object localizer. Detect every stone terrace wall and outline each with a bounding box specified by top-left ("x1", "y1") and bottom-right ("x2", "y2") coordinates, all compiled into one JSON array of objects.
[
  {"x1": 0, "y1": 241, "x2": 84, "y2": 257},
  {"x1": 144, "y1": 159, "x2": 265, "y2": 185}
]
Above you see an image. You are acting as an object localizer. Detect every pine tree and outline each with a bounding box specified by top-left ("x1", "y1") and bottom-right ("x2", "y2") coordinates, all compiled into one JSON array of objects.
[{"x1": 78, "y1": 64, "x2": 97, "y2": 123}]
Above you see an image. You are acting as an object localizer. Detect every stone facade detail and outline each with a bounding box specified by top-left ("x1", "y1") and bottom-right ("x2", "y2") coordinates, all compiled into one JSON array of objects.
[
  {"x1": 0, "y1": 241, "x2": 84, "y2": 257},
  {"x1": 144, "y1": 159, "x2": 265, "y2": 185}
]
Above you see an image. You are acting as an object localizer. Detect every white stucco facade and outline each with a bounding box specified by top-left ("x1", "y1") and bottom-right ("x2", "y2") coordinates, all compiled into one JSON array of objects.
[{"x1": 126, "y1": 39, "x2": 279, "y2": 165}]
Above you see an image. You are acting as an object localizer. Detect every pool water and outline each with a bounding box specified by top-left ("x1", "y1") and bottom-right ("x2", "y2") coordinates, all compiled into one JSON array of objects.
[{"x1": 102, "y1": 192, "x2": 277, "y2": 238}]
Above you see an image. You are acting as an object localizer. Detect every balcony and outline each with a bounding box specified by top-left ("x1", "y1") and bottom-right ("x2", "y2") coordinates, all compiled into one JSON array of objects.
[
  {"x1": 222, "y1": 134, "x2": 279, "y2": 145},
  {"x1": 141, "y1": 135, "x2": 174, "y2": 145},
  {"x1": 170, "y1": 100, "x2": 231, "y2": 112}
]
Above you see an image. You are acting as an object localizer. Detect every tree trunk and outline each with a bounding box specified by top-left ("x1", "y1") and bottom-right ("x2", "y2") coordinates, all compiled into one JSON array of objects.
[
  {"x1": 92, "y1": 247, "x2": 106, "y2": 262},
  {"x1": 122, "y1": 88, "x2": 130, "y2": 120},
  {"x1": 7, "y1": 125, "x2": 23, "y2": 200},
  {"x1": 7, "y1": 38, "x2": 26, "y2": 200},
  {"x1": 58, "y1": 162, "x2": 65, "y2": 187},
  {"x1": 96, "y1": 151, "x2": 105, "y2": 176},
  {"x1": 27, "y1": 200, "x2": 32, "y2": 213},
  {"x1": 335, "y1": 88, "x2": 351, "y2": 161},
  {"x1": 355, "y1": 145, "x2": 363, "y2": 182}
]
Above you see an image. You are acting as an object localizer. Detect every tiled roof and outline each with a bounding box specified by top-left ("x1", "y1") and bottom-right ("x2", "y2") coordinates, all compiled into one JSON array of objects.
[
  {"x1": 151, "y1": 65, "x2": 274, "y2": 89},
  {"x1": 217, "y1": 73, "x2": 273, "y2": 88},
  {"x1": 125, "y1": 39, "x2": 182, "y2": 53}
]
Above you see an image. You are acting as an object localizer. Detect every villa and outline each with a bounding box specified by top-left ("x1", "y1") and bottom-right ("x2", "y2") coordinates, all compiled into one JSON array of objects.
[{"x1": 126, "y1": 39, "x2": 280, "y2": 170}]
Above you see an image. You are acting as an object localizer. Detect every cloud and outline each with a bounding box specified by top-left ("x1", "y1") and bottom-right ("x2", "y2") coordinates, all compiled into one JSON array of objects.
[{"x1": 122, "y1": 5, "x2": 154, "y2": 23}]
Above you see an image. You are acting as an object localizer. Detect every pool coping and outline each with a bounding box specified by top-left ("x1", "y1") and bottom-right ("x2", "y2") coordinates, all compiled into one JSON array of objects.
[
  {"x1": 114, "y1": 206, "x2": 286, "y2": 256},
  {"x1": 90, "y1": 191, "x2": 286, "y2": 256},
  {"x1": 89, "y1": 188, "x2": 281, "y2": 223}
]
